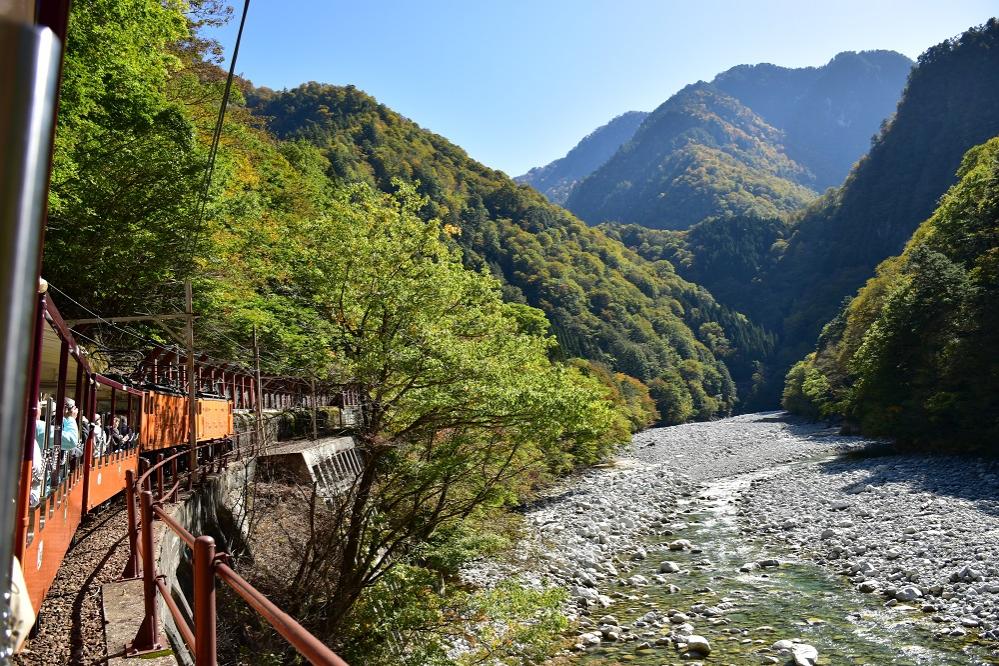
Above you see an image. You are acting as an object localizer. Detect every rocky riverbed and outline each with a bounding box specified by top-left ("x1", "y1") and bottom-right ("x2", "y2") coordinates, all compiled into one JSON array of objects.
[{"x1": 469, "y1": 412, "x2": 999, "y2": 665}]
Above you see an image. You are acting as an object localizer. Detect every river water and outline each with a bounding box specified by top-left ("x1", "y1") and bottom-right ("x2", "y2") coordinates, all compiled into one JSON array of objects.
[{"x1": 572, "y1": 460, "x2": 998, "y2": 665}]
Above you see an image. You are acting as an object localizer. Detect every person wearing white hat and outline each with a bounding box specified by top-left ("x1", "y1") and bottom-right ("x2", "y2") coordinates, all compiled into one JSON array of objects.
[{"x1": 61, "y1": 398, "x2": 81, "y2": 468}]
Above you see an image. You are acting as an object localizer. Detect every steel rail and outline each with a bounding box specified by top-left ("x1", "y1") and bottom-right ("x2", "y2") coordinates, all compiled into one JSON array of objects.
[{"x1": 151, "y1": 506, "x2": 195, "y2": 549}]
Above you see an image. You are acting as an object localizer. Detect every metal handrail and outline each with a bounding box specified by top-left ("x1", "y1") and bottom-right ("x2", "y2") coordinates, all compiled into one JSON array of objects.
[
  {"x1": 215, "y1": 562, "x2": 349, "y2": 666},
  {"x1": 156, "y1": 576, "x2": 196, "y2": 652},
  {"x1": 125, "y1": 430, "x2": 348, "y2": 665},
  {"x1": 152, "y1": 506, "x2": 195, "y2": 548}
]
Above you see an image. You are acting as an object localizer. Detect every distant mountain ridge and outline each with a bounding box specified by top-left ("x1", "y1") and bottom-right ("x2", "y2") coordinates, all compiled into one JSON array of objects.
[
  {"x1": 515, "y1": 111, "x2": 647, "y2": 205},
  {"x1": 536, "y1": 50, "x2": 912, "y2": 230},
  {"x1": 566, "y1": 81, "x2": 820, "y2": 229},
  {"x1": 713, "y1": 50, "x2": 915, "y2": 190}
]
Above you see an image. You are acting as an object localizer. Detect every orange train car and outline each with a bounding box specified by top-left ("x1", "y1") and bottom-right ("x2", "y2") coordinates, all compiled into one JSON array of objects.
[
  {"x1": 13, "y1": 294, "x2": 236, "y2": 615},
  {"x1": 13, "y1": 289, "x2": 324, "y2": 620},
  {"x1": 139, "y1": 391, "x2": 233, "y2": 452}
]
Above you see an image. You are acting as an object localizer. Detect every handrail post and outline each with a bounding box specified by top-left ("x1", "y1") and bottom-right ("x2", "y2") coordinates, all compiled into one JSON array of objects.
[
  {"x1": 129, "y1": 490, "x2": 162, "y2": 653},
  {"x1": 187, "y1": 445, "x2": 195, "y2": 491},
  {"x1": 156, "y1": 453, "x2": 164, "y2": 501},
  {"x1": 193, "y1": 536, "x2": 217, "y2": 666},
  {"x1": 139, "y1": 457, "x2": 150, "y2": 492},
  {"x1": 171, "y1": 456, "x2": 178, "y2": 501},
  {"x1": 122, "y1": 469, "x2": 139, "y2": 579}
]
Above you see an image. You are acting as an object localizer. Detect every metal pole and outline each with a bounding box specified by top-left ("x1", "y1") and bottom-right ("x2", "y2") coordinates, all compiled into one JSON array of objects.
[
  {"x1": 123, "y1": 469, "x2": 139, "y2": 579},
  {"x1": 0, "y1": 22, "x2": 62, "y2": 634},
  {"x1": 186, "y1": 280, "x2": 198, "y2": 481},
  {"x1": 253, "y1": 327, "x2": 264, "y2": 453},
  {"x1": 193, "y1": 535, "x2": 217, "y2": 666},
  {"x1": 156, "y1": 453, "x2": 164, "y2": 501},
  {"x1": 130, "y1": 490, "x2": 162, "y2": 653},
  {"x1": 311, "y1": 378, "x2": 318, "y2": 441}
]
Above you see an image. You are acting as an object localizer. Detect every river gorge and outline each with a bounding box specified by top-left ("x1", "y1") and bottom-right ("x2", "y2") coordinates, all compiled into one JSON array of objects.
[{"x1": 467, "y1": 412, "x2": 999, "y2": 665}]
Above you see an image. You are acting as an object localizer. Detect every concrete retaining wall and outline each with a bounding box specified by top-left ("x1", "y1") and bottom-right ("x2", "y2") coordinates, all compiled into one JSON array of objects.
[
  {"x1": 156, "y1": 457, "x2": 255, "y2": 666},
  {"x1": 153, "y1": 434, "x2": 358, "y2": 664}
]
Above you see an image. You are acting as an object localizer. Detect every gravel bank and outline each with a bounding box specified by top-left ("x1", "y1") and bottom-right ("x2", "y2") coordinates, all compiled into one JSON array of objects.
[
  {"x1": 629, "y1": 411, "x2": 852, "y2": 478},
  {"x1": 472, "y1": 412, "x2": 999, "y2": 664},
  {"x1": 740, "y1": 448, "x2": 999, "y2": 641}
]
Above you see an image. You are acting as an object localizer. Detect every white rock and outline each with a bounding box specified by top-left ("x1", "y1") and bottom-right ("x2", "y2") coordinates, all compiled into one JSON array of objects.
[
  {"x1": 858, "y1": 580, "x2": 880, "y2": 593},
  {"x1": 793, "y1": 643, "x2": 819, "y2": 665},
  {"x1": 685, "y1": 635, "x2": 711, "y2": 656}
]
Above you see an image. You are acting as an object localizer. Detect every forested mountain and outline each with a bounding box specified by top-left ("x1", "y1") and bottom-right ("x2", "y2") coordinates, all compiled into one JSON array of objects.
[
  {"x1": 748, "y1": 20, "x2": 999, "y2": 378},
  {"x1": 603, "y1": 216, "x2": 788, "y2": 320},
  {"x1": 566, "y1": 51, "x2": 911, "y2": 230},
  {"x1": 712, "y1": 50, "x2": 914, "y2": 190},
  {"x1": 248, "y1": 83, "x2": 776, "y2": 418},
  {"x1": 565, "y1": 83, "x2": 818, "y2": 230},
  {"x1": 515, "y1": 111, "x2": 647, "y2": 205},
  {"x1": 784, "y1": 136, "x2": 999, "y2": 451}
]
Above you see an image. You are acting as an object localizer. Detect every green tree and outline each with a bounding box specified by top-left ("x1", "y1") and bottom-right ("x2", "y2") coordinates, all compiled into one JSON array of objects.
[{"x1": 249, "y1": 183, "x2": 622, "y2": 645}]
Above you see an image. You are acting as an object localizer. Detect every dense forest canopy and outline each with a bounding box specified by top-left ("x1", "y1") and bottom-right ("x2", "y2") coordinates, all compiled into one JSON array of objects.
[
  {"x1": 246, "y1": 82, "x2": 778, "y2": 418},
  {"x1": 784, "y1": 136, "x2": 999, "y2": 452}
]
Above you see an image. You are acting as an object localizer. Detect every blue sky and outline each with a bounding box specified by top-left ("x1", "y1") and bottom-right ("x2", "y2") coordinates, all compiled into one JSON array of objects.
[{"x1": 206, "y1": 1, "x2": 996, "y2": 176}]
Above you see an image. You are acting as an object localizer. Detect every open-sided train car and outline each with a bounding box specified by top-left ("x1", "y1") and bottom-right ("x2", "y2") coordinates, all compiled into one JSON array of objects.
[{"x1": 12, "y1": 290, "x2": 238, "y2": 614}]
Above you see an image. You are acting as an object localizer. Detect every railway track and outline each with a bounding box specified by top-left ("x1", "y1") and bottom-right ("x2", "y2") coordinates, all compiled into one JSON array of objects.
[{"x1": 14, "y1": 499, "x2": 129, "y2": 666}]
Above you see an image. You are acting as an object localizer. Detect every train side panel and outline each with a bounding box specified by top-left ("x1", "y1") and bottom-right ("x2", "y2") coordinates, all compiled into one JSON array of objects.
[
  {"x1": 85, "y1": 448, "x2": 139, "y2": 512},
  {"x1": 140, "y1": 392, "x2": 189, "y2": 451},
  {"x1": 197, "y1": 398, "x2": 233, "y2": 441},
  {"x1": 21, "y1": 469, "x2": 85, "y2": 611}
]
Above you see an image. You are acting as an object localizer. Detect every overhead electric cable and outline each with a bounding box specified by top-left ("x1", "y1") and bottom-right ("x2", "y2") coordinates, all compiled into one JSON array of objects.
[{"x1": 192, "y1": 0, "x2": 251, "y2": 239}]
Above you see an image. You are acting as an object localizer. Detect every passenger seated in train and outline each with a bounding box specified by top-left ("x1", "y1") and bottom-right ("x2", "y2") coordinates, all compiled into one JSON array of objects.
[
  {"x1": 89, "y1": 412, "x2": 107, "y2": 456},
  {"x1": 60, "y1": 398, "x2": 81, "y2": 475},
  {"x1": 31, "y1": 403, "x2": 50, "y2": 507},
  {"x1": 117, "y1": 414, "x2": 131, "y2": 439},
  {"x1": 108, "y1": 415, "x2": 125, "y2": 452}
]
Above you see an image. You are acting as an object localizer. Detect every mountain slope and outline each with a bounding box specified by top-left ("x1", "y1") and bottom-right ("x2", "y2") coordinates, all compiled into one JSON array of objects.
[
  {"x1": 753, "y1": 20, "x2": 999, "y2": 369},
  {"x1": 515, "y1": 111, "x2": 647, "y2": 205},
  {"x1": 713, "y1": 50, "x2": 914, "y2": 190},
  {"x1": 566, "y1": 51, "x2": 911, "y2": 230},
  {"x1": 566, "y1": 83, "x2": 817, "y2": 230},
  {"x1": 784, "y1": 136, "x2": 999, "y2": 450},
  {"x1": 247, "y1": 83, "x2": 777, "y2": 418}
]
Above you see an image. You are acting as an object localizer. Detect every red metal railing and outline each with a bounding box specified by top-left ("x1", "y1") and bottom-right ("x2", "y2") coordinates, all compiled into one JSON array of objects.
[{"x1": 125, "y1": 434, "x2": 348, "y2": 665}]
